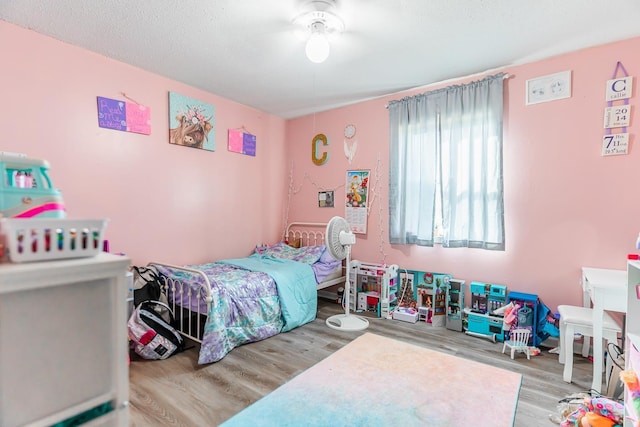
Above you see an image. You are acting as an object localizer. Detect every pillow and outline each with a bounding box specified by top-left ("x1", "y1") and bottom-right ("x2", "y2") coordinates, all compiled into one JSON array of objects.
[
  {"x1": 319, "y1": 247, "x2": 339, "y2": 263},
  {"x1": 263, "y1": 241, "x2": 297, "y2": 257},
  {"x1": 261, "y1": 242, "x2": 325, "y2": 265},
  {"x1": 287, "y1": 238, "x2": 302, "y2": 248},
  {"x1": 289, "y1": 245, "x2": 325, "y2": 264}
]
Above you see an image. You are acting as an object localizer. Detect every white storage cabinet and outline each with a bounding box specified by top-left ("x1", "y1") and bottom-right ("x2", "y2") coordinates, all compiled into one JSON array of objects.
[{"x1": 0, "y1": 252, "x2": 130, "y2": 427}]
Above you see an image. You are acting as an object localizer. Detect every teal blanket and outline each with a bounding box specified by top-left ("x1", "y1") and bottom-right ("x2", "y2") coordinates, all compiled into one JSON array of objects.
[{"x1": 220, "y1": 255, "x2": 317, "y2": 332}]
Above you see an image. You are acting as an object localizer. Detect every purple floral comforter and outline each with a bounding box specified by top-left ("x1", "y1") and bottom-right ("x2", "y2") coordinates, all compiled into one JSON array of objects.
[
  {"x1": 154, "y1": 243, "x2": 336, "y2": 364},
  {"x1": 156, "y1": 261, "x2": 284, "y2": 364}
]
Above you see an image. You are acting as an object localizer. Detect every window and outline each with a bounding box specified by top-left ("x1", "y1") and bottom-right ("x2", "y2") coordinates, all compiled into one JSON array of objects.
[{"x1": 388, "y1": 73, "x2": 505, "y2": 250}]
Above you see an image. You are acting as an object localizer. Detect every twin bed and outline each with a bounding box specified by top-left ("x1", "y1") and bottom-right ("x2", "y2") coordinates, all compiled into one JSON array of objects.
[{"x1": 148, "y1": 222, "x2": 345, "y2": 364}]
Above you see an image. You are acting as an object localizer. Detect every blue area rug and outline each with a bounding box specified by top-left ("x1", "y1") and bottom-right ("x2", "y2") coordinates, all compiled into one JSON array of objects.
[{"x1": 221, "y1": 332, "x2": 522, "y2": 427}]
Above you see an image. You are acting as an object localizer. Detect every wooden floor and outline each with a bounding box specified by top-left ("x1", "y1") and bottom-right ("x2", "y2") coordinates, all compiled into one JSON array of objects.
[{"x1": 129, "y1": 300, "x2": 605, "y2": 427}]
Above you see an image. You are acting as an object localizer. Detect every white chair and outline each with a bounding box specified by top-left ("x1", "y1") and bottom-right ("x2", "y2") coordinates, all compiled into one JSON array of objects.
[
  {"x1": 502, "y1": 328, "x2": 532, "y2": 359},
  {"x1": 557, "y1": 304, "x2": 622, "y2": 384}
]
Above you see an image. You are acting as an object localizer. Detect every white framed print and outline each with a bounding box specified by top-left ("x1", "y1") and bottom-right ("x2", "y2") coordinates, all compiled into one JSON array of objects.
[{"x1": 526, "y1": 71, "x2": 572, "y2": 105}]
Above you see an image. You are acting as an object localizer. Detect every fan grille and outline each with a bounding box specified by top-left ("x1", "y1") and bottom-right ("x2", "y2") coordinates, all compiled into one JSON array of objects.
[{"x1": 326, "y1": 216, "x2": 350, "y2": 260}]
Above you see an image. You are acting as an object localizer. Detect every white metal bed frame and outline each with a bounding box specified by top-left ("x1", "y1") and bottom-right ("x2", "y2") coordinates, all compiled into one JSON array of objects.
[{"x1": 147, "y1": 222, "x2": 345, "y2": 344}]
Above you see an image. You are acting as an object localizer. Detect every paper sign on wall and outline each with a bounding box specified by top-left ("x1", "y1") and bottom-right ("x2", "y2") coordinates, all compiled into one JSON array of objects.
[
  {"x1": 97, "y1": 96, "x2": 151, "y2": 135},
  {"x1": 228, "y1": 129, "x2": 256, "y2": 156}
]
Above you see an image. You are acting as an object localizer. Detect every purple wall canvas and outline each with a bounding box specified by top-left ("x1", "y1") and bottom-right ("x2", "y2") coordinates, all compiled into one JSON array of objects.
[{"x1": 97, "y1": 96, "x2": 151, "y2": 135}]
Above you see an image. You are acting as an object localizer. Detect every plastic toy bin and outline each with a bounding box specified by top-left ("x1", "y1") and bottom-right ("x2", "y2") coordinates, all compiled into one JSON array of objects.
[{"x1": 0, "y1": 218, "x2": 107, "y2": 263}]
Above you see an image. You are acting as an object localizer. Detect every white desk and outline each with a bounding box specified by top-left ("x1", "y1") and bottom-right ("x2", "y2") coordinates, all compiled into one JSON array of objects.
[{"x1": 581, "y1": 267, "x2": 627, "y2": 393}]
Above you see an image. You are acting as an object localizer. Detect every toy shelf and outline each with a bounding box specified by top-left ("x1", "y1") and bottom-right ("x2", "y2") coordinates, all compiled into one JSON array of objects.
[{"x1": 350, "y1": 261, "x2": 398, "y2": 319}]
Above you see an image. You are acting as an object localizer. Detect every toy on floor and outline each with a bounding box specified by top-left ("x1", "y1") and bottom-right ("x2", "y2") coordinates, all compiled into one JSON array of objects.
[
  {"x1": 500, "y1": 302, "x2": 520, "y2": 331},
  {"x1": 580, "y1": 412, "x2": 617, "y2": 427},
  {"x1": 558, "y1": 395, "x2": 624, "y2": 427},
  {"x1": 620, "y1": 370, "x2": 640, "y2": 418}
]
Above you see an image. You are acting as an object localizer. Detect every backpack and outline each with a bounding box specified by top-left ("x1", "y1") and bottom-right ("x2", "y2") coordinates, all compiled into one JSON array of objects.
[
  {"x1": 128, "y1": 300, "x2": 185, "y2": 360},
  {"x1": 605, "y1": 342, "x2": 625, "y2": 401},
  {"x1": 131, "y1": 265, "x2": 166, "y2": 307}
]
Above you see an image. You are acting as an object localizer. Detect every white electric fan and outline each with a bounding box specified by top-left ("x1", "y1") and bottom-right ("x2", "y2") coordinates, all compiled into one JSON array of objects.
[{"x1": 325, "y1": 216, "x2": 369, "y2": 331}]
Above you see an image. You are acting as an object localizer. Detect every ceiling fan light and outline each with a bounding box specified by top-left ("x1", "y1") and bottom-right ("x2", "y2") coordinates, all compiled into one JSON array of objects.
[{"x1": 305, "y1": 30, "x2": 330, "y2": 63}]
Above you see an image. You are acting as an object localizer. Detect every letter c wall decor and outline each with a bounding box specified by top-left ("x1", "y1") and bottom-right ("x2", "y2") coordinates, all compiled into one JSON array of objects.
[{"x1": 311, "y1": 133, "x2": 329, "y2": 165}]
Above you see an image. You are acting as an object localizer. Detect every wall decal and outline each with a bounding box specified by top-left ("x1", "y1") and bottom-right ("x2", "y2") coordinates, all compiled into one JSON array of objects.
[
  {"x1": 168, "y1": 92, "x2": 215, "y2": 151},
  {"x1": 97, "y1": 96, "x2": 151, "y2": 135}
]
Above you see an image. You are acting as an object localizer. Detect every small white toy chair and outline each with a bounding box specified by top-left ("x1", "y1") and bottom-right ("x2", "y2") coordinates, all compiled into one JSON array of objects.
[
  {"x1": 557, "y1": 304, "x2": 621, "y2": 384},
  {"x1": 502, "y1": 328, "x2": 531, "y2": 360}
]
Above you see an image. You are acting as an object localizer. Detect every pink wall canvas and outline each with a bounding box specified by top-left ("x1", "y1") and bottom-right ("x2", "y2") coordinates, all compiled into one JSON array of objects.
[{"x1": 228, "y1": 128, "x2": 257, "y2": 156}]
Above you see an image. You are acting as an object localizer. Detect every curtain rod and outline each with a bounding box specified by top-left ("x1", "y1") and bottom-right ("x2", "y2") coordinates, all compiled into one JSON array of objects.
[{"x1": 384, "y1": 73, "x2": 512, "y2": 109}]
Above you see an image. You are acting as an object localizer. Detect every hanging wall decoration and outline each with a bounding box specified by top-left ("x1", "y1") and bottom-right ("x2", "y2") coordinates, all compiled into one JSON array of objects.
[
  {"x1": 311, "y1": 133, "x2": 329, "y2": 165},
  {"x1": 345, "y1": 169, "x2": 370, "y2": 234},
  {"x1": 343, "y1": 124, "x2": 357, "y2": 164},
  {"x1": 97, "y1": 96, "x2": 151, "y2": 135},
  {"x1": 228, "y1": 127, "x2": 256, "y2": 156},
  {"x1": 168, "y1": 92, "x2": 215, "y2": 151},
  {"x1": 602, "y1": 62, "x2": 633, "y2": 156}
]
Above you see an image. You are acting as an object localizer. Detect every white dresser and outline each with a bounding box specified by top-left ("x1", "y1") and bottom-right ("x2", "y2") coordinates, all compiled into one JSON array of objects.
[{"x1": 0, "y1": 252, "x2": 130, "y2": 427}]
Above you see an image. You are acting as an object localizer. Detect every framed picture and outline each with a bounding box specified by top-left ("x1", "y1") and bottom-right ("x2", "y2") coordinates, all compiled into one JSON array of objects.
[
  {"x1": 318, "y1": 191, "x2": 334, "y2": 208},
  {"x1": 526, "y1": 71, "x2": 572, "y2": 105},
  {"x1": 168, "y1": 92, "x2": 215, "y2": 151}
]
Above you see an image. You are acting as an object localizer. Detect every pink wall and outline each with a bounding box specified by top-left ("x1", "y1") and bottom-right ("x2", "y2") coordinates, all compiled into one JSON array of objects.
[
  {"x1": 286, "y1": 37, "x2": 640, "y2": 311},
  {"x1": 3, "y1": 19, "x2": 639, "y2": 312},
  {"x1": 0, "y1": 21, "x2": 288, "y2": 266}
]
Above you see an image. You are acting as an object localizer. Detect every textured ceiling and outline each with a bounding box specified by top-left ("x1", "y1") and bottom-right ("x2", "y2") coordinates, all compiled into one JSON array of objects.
[{"x1": 3, "y1": 1, "x2": 640, "y2": 119}]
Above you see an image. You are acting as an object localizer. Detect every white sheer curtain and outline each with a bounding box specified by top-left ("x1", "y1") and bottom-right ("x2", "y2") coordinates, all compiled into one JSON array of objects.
[{"x1": 388, "y1": 73, "x2": 505, "y2": 250}]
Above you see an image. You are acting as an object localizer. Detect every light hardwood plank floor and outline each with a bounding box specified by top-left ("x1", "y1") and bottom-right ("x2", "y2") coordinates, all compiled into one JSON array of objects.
[{"x1": 129, "y1": 299, "x2": 609, "y2": 426}]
